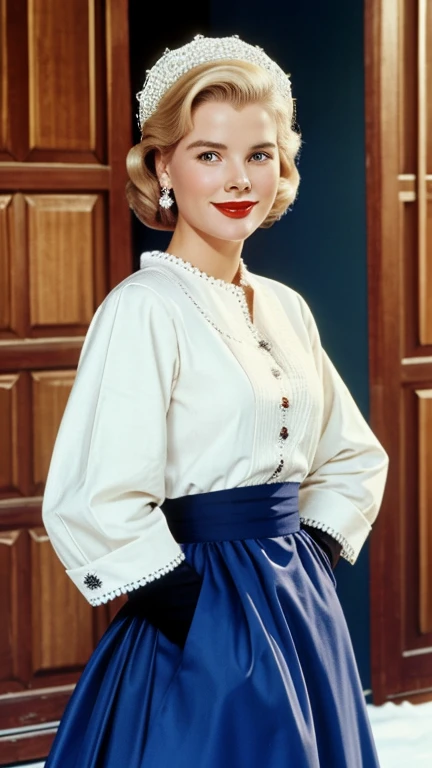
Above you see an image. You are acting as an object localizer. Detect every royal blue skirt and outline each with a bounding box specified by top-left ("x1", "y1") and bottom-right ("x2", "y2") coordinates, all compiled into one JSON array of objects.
[{"x1": 45, "y1": 482, "x2": 380, "y2": 767}]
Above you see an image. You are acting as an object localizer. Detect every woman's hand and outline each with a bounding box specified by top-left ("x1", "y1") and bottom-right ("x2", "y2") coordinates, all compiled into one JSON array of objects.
[
  {"x1": 127, "y1": 560, "x2": 203, "y2": 647},
  {"x1": 301, "y1": 525, "x2": 342, "y2": 570}
]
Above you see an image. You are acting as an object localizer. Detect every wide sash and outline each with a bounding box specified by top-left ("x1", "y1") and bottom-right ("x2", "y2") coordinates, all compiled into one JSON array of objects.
[{"x1": 162, "y1": 481, "x2": 300, "y2": 543}]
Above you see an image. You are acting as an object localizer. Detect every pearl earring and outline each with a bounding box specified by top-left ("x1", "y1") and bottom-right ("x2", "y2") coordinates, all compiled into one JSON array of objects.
[{"x1": 159, "y1": 187, "x2": 174, "y2": 209}]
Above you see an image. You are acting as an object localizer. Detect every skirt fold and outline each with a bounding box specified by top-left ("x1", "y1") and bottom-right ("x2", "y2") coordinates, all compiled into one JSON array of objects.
[
  {"x1": 46, "y1": 530, "x2": 379, "y2": 767},
  {"x1": 45, "y1": 484, "x2": 379, "y2": 767}
]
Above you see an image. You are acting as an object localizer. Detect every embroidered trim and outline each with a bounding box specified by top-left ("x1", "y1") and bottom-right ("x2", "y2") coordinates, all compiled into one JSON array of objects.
[
  {"x1": 171, "y1": 279, "x2": 245, "y2": 341},
  {"x1": 86, "y1": 552, "x2": 186, "y2": 606},
  {"x1": 144, "y1": 250, "x2": 248, "y2": 293},
  {"x1": 83, "y1": 572, "x2": 102, "y2": 590},
  {"x1": 299, "y1": 517, "x2": 355, "y2": 565}
]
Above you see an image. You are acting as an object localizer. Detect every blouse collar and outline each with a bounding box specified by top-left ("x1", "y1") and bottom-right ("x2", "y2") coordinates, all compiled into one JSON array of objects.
[{"x1": 139, "y1": 250, "x2": 249, "y2": 293}]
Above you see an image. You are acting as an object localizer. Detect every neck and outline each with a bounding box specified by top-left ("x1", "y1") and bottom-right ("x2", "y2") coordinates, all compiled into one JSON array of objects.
[{"x1": 166, "y1": 226, "x2": 244, "y2": 285}]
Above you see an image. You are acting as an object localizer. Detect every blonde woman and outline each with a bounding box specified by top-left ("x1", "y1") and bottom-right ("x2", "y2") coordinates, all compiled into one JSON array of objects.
[{"x1": 42, "y1": 35, "x2": 388, "y2": 767}]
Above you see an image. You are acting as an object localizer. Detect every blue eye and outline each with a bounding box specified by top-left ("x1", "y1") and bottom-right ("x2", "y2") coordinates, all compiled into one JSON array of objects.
[
  {"x1": 250, "y1": 152, "x2": 271, "y2": 162},
  {"x1": 198, "y1": 151, "x2": 219, "y2": 162}
]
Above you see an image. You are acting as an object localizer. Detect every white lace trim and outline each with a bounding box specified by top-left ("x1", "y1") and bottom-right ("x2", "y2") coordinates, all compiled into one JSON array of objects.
[
  {"x1": 141, "y1": 250, "x2": 248, "y2": 293},
  {"x1": 299, "y1": 517, "x2": 355, "y2": 565},
  {"x1": 87, "y1": 552, "x2": 186, "y2": 606}
]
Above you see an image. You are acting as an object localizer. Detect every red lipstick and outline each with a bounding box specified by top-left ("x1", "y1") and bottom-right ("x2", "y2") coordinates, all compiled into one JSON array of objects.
[{"x1": 212, "y1": 201, "x2": 258, "y2": 219}]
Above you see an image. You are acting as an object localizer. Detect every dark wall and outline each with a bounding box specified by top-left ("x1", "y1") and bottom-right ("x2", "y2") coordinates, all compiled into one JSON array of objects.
[
  {"x1": 129, "y1": 1, "x2": 373, "y2": 694},
  {"x1": 209, "y1": 1, "x2": 372, "y2": 693},
  {"x1": 128, "y1": 3, "x2": 211, "y2": 264}
]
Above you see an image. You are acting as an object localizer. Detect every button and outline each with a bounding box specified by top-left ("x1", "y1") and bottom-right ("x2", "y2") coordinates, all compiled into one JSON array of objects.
[
  {"x1": 258, "y1": 339, "x2": 272, "y2": 352},
  {"x1": 271, "y1": 368, "x2": 281, "y2": 378},
  {"x1": 270, "y1": 459, "x2": 284, "y2": 479},
  {"x1": 281, "y1": 397, "x2": 289, "y2": 408},
  {"x1": 279, "y1": 427, "x2": 289, "y2": 440}
]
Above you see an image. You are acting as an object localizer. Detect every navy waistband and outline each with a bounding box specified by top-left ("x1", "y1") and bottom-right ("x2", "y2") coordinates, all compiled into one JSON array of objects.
[{"x1": 161, "y1": 482, "x2": 300, "y2": 543}]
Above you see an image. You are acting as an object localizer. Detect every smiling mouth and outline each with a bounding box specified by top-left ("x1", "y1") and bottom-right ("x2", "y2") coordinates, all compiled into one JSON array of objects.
[{"x1": 212, "y1": 201, "x2": 258, "y2": 218}]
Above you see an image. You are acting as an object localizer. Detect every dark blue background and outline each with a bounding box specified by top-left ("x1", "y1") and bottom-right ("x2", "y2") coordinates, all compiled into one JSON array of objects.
[{"x1": 129, "y1": 0, "x2": 372, "y2": 695}]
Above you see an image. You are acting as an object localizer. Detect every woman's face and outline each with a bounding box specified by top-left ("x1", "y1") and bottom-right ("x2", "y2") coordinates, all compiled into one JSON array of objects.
[{"x1": 160, "y1": 100, "x2": 280, "y2": 243}]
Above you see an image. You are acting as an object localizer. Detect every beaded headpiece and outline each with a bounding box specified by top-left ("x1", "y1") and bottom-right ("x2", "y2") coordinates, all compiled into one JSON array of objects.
[{"x1": 137, "y1": 34, "x2": 292, "y2": 131}]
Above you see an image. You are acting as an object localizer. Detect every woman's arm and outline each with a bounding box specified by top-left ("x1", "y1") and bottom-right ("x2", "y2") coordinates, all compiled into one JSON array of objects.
[
  {"x1": 42, "y1": 282, "x2": 196, "y2": 608},
  {"x1": 297, "y1": 296, "x2": 389, "y2": 565}
]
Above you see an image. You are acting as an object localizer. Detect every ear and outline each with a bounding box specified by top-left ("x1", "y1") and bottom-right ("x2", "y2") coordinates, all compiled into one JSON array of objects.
[{"x1": 154, "y1": 150, "x2": 172, "y2": 189}]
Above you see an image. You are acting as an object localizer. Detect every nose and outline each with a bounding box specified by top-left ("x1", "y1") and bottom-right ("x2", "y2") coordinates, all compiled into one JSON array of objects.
[{"x1": 224, "y1": 173, "x2": 251, "y2": 194}]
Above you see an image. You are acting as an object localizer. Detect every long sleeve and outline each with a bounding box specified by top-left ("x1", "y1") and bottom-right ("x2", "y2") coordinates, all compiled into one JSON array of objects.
[
  {"x1": 42, "y1": 282, "x2": 185, "y2": 605},
  {"x1": 297, "y1": 296, "x2": 389, "y2": 564}
]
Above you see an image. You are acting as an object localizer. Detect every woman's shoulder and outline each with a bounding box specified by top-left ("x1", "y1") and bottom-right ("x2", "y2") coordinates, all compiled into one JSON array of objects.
[
  {"x1": 96, "y1": 259, "x2": 179, "y2": 320},
  {"x1": 77, "y1": 264, "x2": 181, "y2": 366}
]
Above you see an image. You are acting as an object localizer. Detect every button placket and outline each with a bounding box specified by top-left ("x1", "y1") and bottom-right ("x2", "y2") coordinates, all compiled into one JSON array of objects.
[
  {"x1": 239, "y1": 309, "x2": 292, "y2": 482},
  {"x1": 143, "y1": 253, "x2": 294, "y2": 484}
]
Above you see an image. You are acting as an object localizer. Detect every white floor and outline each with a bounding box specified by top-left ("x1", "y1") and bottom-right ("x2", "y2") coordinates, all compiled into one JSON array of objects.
[
  {"x1": 13, "y1": 700, "x2": 432, "y2": 768},
  {"x1": 366, "y1": 700, "x2": 432, "y2": 767}
]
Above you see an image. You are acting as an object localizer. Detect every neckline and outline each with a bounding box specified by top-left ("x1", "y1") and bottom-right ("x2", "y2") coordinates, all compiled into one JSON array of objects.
[{"x1": 140, "y1": 250, "x2": 249, "y2": 293}]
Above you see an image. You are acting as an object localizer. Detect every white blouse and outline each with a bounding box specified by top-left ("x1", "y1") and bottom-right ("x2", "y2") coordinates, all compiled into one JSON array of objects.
[{"x1": 42, "y1": 250, "x2": 389, "y2": 606}]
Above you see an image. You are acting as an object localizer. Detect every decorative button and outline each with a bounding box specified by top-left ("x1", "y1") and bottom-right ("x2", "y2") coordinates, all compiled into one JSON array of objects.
[
  {"x1": 279, "y1": 427, "x2": 289, "y2": 440},
  {"x1": 270, "y1": 459, "x2": 284, "y2": 480},
  {"x1": 271, "y1": 368, "x2": 281, "y2": 378},
  {"x1": 281, "y1": 397, "x2": 290, "y2": 408},
  {"x1": 258, "y1": 339, "x2": 272, "y2": 352},
  {"x1": 84, "y1": 573, "x2": 102, "y2": 590}
]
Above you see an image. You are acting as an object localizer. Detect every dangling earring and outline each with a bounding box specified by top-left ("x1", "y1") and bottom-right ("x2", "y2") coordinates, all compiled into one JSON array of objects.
[{"x1": 159, "y1": 187, "x2": 174, "y2": 209}]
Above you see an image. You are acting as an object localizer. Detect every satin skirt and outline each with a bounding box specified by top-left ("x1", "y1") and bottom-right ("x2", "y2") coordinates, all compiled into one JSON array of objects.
[{"x1": 45, "y1": 482, "x2": 380, "y2": 767}]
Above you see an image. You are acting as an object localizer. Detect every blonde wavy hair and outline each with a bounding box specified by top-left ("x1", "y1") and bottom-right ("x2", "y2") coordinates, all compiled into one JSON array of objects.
[{"x1": 126, "y1": 60, "x2": 302, "y2": 230}]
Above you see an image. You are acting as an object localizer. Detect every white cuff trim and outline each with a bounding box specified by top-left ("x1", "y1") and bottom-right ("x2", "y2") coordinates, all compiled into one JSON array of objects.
[
  {"x1": 84, "y1": 551, "x2": 186, "y2": 606},
  {"x1": 300, "y1": 517, "x2": 355, "y2": 564},
  {"x1": 65, "y1": 522, "x2": 185, "y2": 605},
  {"x1": 298, "y1": 486, "x2": 372, "y2": 564}
]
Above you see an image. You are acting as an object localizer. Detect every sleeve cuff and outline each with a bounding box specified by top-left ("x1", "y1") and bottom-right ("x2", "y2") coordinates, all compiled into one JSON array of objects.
[
  {"x1": 298, "y1": 487, "x2": 372, "y2": 564},
  {"x1": 66, "y1": 531, "x2": 185, "y2": 606}
]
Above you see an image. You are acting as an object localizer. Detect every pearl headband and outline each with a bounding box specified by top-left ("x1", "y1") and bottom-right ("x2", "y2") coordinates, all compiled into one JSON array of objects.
[{"x1": 137, "y1": 34, "x2": 292, "y2": 131}]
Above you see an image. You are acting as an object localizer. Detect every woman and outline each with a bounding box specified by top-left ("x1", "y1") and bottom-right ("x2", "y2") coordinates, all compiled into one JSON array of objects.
[{"x1": 42, "y1": 34, "x2": 388, "y2": 767}]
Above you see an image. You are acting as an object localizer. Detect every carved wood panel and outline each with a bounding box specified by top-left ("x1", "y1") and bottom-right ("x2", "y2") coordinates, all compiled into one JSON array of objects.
[
  {"x1": 30, "y1": 528, "x2": 94, "y2": 674},
  {"x1": 417, "y1": 0, "x2": 432, "y2": 345},
  {"x1": 28, "y1": 0, "x2": 98, "y2": 156},
  {"x1": 31, "y1": 370, "x2": 75, "y2": 492},
  {"x1": 0, "y1": 373, "x2": 21, "y2": 496},
  {"x1": 417, "y1": 389, "x2": 432, "y2": 634},
  {"x1": 26, "y1": 194, "x2": 106, "y2": 331},
  {"x1": 367, "y1": 0, "x2": 432, "y2": 703},
  {"x1": 0, "y1": 0, "x2": 105, "y2": 164},
  {"x1": 0, "y1": 0, "x2": 7, "y2": 157},
  {"x1": 0, "y1": 0, "x2": 29, "y2": 162},
  {"x1": 0, "y1": 529, "x2": 30, "y2": 695},
  {"x1": 0, "y1": 0, "x2": 132, "y2": 760},
  {"x1": 0, "y1": 192, "x2": 107, "y2": 341},
  {"x1": 0, "y1": 524, "x2": 113, "y2": 695},
  {"x1": 421, "y1": 194, "x2": 432, "y2": 343},
  {"x1": 0, "y1": 195, "x2": 12, "y2": 333}
]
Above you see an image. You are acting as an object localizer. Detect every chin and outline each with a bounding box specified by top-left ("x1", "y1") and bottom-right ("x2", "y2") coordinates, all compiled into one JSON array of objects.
[
  {"x1": 190, "y1": 212, "x2": 265, "y2": 243},
  {"x1": 211, "y1": 218, "x2": 262, "y2": 241}
]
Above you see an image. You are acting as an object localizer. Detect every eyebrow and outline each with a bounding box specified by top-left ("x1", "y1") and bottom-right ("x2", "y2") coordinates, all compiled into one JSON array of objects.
[{"x1": 186, "y1": 140, "x2": 277, "y2": 151}]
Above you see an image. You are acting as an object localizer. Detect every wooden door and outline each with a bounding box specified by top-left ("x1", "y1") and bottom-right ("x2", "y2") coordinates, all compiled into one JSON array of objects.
[
  {"x1": 0, "y1": 0, "x2": 132, "y2": 762},
  {"x1": 366, "y1": 0, "x2": 432, "y2": 703}
]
